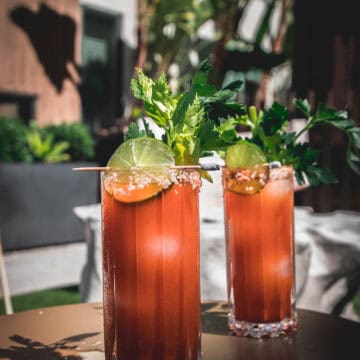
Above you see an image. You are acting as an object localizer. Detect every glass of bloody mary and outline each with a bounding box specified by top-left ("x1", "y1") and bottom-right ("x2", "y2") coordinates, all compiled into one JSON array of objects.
[
  {"x1": 97, "y1": 58, "x2": 255, "y2": 356},
  {"x1": 222, "y1": 164, "x2": 298, "y2": 338},
  {"x1": 216, "y1": 95, "x2": 360, "y2": 337},
  {"x1": 101, "y1": 166, "x2": 202, "y2": 359}
]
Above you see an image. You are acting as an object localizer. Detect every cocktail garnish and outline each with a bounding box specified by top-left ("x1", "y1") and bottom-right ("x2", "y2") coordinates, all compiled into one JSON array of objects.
[
  {"x1": 129, "y1": 59, "x2": 246, "y2": 181},
  {"x1": 225, "y1": 141, "x2": 267, "y2": 169},
  {"x1": 104, "y1": 138, "x2": 175, "y2": 202},
  {"x1": 223, "y1": 141, "x2": 268, "y2": 195},
  {"x1": 107, "y1": 137, "x2": 174, "y2": 171},
  {"x1": 222, "y1": 101, "x2": 360, "y2": 187},
  {"x1": 224, "y1": 165, "x2": 269, "y2": 195}
]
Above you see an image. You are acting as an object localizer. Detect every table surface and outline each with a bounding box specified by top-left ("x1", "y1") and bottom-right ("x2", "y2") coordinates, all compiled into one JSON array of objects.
[{"x1": 1, "y1": 302, "x2": 360, "y2": 359}]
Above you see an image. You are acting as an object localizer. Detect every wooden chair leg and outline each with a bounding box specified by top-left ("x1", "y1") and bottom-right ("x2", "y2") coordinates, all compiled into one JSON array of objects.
[{"x1": 0, "y1": 226, "x2": 13, "y2": 315}]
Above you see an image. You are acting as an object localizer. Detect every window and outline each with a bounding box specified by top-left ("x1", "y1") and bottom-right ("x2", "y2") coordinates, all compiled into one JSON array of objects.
[{"x1": 0, "y1": 93, "x2": 35, "y2": 123}]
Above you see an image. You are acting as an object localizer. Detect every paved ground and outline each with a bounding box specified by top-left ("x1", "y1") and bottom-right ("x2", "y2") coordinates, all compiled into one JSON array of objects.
[{"x1": 3, "y1": 242, "x2": 86, "y2": 296}]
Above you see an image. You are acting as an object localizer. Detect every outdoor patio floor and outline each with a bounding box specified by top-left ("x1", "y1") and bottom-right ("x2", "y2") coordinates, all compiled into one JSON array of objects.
[{"x1": 3, "y1": 242, "x2": 86, "y2": 296}]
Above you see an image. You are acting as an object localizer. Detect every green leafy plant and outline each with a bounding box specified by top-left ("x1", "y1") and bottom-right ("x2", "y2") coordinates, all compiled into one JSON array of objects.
[
  {"x1": 44, "y1": 123, "x2": 95, "y2": 161},
  {"x1": 0, "y1": 117, "x2": 32, "y2": 163},
  {"x1": 125, "y1": 117, "x2": 155, "y2": 141},
  {"x1": 0, "y1": 118, "x2": 95, "y2": 163},
  {"x1": 130, "y1": 59, "x2": 245, "y2": 172},
  {"x1": 129, "y1": 59, "x2": 360, "y2": 186},
  {"x1": 224, "y1": 100, "x2": 360, "y2": 186},
  {"x1": 353, "y1": 291, "x2": 360, "y2": 318},
  {"x1": 26, "y1": 124, "x2": 70, "y2": 163}
]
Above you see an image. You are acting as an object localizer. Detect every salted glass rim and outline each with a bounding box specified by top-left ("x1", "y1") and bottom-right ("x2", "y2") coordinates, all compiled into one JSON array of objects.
[
  {"x1": 102, "y1": 165, "x2": 201, "y2": 172},
  {"x1": 220, "y1": 162, "x2": 293, "y2": 170}
]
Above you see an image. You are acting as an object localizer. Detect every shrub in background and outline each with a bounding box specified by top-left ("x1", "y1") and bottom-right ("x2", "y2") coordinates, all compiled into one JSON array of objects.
[
  {"x1": 45, "y1": 123, "x2": 95, "y2": 161},
  {"x1": 26, "y1": 122, "x2": 70, "y2": 163},
  {"x1": 0, "y1": 118, "x2": 95, "y2": 163},
  {"x1": 0, "y1": 117, "x2": 32, "y2": 162}
]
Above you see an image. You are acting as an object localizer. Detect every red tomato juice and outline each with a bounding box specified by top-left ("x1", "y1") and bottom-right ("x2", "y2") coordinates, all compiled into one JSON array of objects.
[
  {"x1": 223, "y1": 166, "x2": 297, "y2": 332},
  {"x1": 102, "y1": 178, "x2": 200, "y2": 359}
]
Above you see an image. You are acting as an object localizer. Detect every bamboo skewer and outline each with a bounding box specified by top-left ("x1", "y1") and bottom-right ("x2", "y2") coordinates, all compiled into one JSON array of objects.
[
  {"x1": 72, "y1": 164, "x2": 220, "y2": 172},
  {"x1": 72, "y1": 167, "x2": 111, "y2": 172}
]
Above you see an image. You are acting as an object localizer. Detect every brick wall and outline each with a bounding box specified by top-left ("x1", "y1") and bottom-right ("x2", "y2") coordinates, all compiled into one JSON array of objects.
[{"x1": 0, "y1": 0, "x2": 81, "y2": 125}]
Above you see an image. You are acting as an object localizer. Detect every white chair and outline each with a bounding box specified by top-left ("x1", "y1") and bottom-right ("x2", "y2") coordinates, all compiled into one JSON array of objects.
[{"x1": 0, "y1": 225, "x2": 13, "y2": 314}]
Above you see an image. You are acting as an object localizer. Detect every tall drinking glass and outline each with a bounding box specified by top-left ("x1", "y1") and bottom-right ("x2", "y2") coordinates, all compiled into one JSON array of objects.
[
  {"x1": 222, "y1": 165, "x2": 297, "y2": 338},
  {"x1": 101, "y1": 168, "x2": 201, "y2": 359}
]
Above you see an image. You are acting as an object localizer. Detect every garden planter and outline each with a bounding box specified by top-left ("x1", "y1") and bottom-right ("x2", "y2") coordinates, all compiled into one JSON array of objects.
[{"x1": 0, "y1": 162, "x2": 98, "y2": 251}]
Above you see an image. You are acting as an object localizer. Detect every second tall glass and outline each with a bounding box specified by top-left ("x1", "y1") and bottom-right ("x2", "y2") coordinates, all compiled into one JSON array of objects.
[{"x1": 222, "y1": 165, "x2": 298, "y2": 338}]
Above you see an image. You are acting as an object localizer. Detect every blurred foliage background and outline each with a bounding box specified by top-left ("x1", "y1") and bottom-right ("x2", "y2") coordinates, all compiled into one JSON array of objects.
[{"x1": 130, "y1": 0, "x2": 292, "y2": 108}]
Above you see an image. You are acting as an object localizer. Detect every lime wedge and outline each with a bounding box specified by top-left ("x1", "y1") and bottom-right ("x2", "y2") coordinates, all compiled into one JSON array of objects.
[
  {"x1": 105, "y1": 138, "x2": 175, "y2": 203},
  {"x1": 225, "y1": 141, "x2": 266, "y2": 169},
  {"x1": 224, "y1": 141, "x2": 268, "y2": 195},
  {"x1": 223, "y1": 166, "x2": 269, "y2": 195},
  {"x1": 107, "y1": 138, "x2": 174, "y2": 169}
]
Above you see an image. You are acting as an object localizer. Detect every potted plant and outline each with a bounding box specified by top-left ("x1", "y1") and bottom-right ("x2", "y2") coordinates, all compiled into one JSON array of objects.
[{"x1": 0, "y1": 118, "x2": 99, "y2": 251}]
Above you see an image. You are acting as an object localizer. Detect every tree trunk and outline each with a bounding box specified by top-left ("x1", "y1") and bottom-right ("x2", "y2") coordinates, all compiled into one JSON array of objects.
[
  {"x1": 255, "y1": 0, "x2": 291, "y2": 107},
  {"x1": 211, "y1": 4, "x2": 240, "y2": 87}
]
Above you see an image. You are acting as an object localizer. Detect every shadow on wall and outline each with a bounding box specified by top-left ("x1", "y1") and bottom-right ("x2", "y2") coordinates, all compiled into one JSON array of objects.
[{"x1": 9, "y1": 3, "x2": 79, "y2": 93}]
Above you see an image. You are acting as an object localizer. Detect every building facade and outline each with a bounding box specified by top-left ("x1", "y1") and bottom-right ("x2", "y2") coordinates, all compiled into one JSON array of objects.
[{"x1": 0, "y1": 0, "x2": 136, "y2": 127}]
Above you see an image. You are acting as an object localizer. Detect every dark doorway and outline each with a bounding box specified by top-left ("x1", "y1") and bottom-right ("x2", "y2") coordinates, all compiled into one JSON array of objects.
[{"x1": 80, "y1": 7, "x2": 122, "y2": 131}]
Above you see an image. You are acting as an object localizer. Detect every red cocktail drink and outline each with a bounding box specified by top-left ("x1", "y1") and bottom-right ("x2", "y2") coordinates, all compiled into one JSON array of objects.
[
  {"x1": 101, "y1": 169, "x2": 201, "y2": 359},
  {"x1": 223, "y1": 165, "x2": 297, "y2": 338}
]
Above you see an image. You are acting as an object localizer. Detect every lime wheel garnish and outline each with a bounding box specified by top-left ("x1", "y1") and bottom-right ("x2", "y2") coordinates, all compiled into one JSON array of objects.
[
  {"x1": 104, "y1": 138, "x2": 175, "y2": 203},
  {"x1": 225, "y1": 140, "x2": 266, "y2": 169},
  {"x1": 225, "y1": 141, "x2": 269, "y2": 195}
]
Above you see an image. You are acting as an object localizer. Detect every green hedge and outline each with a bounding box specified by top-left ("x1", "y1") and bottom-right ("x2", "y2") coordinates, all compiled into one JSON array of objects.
[
  {"x1": 0, "y1": 117, "x2": 94, "y2": 163},
  {"x1": 44, "y1": 123, "x2": 95, "y2": 161},
  {"x1": 0, "y1": 117, "x2": 33, "y2": 163}
]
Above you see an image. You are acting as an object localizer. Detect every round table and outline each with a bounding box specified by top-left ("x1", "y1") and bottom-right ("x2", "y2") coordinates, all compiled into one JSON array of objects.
[{"x1": 0, "y1": 302, "x2": 359, "y2": 359}]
